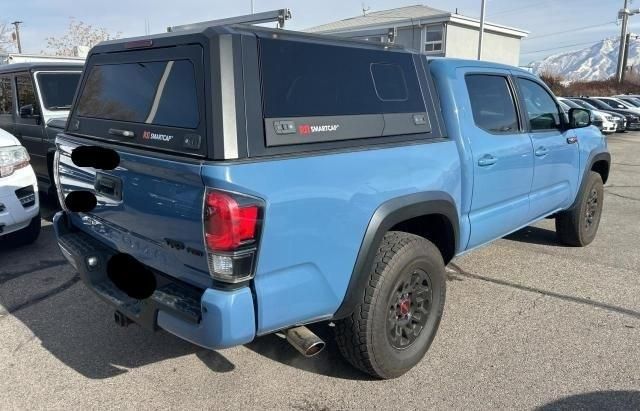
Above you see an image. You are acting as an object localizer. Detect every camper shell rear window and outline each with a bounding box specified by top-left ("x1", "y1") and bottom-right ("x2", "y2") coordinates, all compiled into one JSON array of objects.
[
  {"x1": 76, "y1": 60, "x2": 199, "y2": 128},
  {"x1": 68, "y1": 44, "x2": 207, "y2": 157}
]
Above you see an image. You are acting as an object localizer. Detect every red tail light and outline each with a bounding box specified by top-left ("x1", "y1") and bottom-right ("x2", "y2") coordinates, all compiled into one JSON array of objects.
[
  {"x1": 205, "y1": 191, "x2": 259, "y2": 251},
  {"x1": 203, "y1": 190, "x2": 263, "y2": 283}
]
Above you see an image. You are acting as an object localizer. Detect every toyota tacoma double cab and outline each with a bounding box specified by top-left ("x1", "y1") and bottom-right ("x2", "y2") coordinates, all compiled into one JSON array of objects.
[{"x1": 52, "y1": 25, "x2": 610, "y2": 379}]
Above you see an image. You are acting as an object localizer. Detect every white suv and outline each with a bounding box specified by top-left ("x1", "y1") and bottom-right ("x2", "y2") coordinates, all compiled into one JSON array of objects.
[{"x1": 0, "y1": 128, "x2": 40, "y2": 245}]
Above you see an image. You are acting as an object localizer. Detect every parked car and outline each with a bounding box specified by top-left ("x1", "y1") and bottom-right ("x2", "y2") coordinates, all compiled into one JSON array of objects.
[
  {"x1": 0, "y1": 127, "x2": 40, "y2": 245},
  {"x1": 597, "y1": 96, "x2": 640, "y2": 114},
  {"x1": 576, "y1": 97, "x2": 640, "y2": 131},
  {"x1": 52, "y1": 26, "x2": 610, "y2": 379},
  {"x1": 558, "y1": 97, "x2": 615, "y2": 134},
  {"x1": 568, "y1": 98, "x2": 627, "y2": 132},
  {"x1": 614, "y1": 95, "x2": 640, "y2": 108},
  {"x1": 0, "y1": 62, "x2": 83, "y2": 196}
]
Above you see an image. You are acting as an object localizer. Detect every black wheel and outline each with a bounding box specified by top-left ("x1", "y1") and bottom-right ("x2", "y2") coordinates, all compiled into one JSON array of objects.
[
  {"x1": 556, "y1": 171, "x2": 604, "y2": 246},
  {"x1": 335, "y1": 232, "x2": 446, "y2": 379},
  {"x1": 8, "y1": 216, "x2": 41, "y2": 246}
]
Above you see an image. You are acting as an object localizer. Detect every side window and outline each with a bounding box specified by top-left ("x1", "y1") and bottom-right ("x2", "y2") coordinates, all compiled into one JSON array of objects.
[
  {"x1": 0, "y1": 76, "x2": 13, "y2": 114},
  {"x1": 602, "y1": 98, "x2": 625, "y2": 109},
  {"x1": 466, "y1": 74, "x2": 519, "y2": 133},
  {"x1": 370, "y1": 63, "x2": 408, "y2": 101},
  {"x1": 516, "y1": 78, "x2": 560, "y2": 131},
  {"x1": 259, "y1": 38, "x2": 426, "y2": 118},
  {"x1": 15, "y1": 74, "x2": 38, "y2": 115}
]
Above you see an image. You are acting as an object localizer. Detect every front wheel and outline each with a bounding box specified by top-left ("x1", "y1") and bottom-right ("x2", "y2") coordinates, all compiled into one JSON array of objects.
[
  {"x1": 335, "y1": 232, "x2": 446, "y2": 379},
  {"x1": 556, "y1": 171, "x2": 604, "y2": 246}
]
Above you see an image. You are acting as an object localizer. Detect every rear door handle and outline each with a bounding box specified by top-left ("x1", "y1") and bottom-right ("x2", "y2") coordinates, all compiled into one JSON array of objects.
[
  {"x1": 535, "y1": 147, "x2": 549, "y2": 157},
  {"x1": 478, "y1": 155, "x2": 498, "y2": 167}
]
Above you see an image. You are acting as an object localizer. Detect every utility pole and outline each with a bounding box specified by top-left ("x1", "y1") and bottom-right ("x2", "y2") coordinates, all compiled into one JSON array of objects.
[
  {"x1": 622, "y1": 33, "x2": 632, "y2": 83},
  {"x1": 251, "y1": 0, "x2": 254, "y2": 14},
  {"x1": 616, "y1": 2, "x2": 640, "y2": 82},
  {"x1": 10, "y1": 21, "x2": 22, "y2": 54},
  {"x1": 616, "y1": 0, "x2": 630, "y2": 83},
  {"x1": 478, "y1": 0, "x2": 486, "y2": 60}
]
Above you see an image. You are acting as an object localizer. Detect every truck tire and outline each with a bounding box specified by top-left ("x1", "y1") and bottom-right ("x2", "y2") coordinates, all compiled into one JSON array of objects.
[
  {"x1": 9, "y1": 216, "x2": 41, "y2": 246},
  {"x1": 335, "y1": 231, "x2": 446, "y2": 379},
  {"x1": 555, "y1": 171, "x2": 604, "y2": 247}
]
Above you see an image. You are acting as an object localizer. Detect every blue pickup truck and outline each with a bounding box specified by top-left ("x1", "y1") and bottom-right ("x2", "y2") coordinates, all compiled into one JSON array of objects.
[{"x1": 53, "y1": 25, "x2": 610, "y2": 379}]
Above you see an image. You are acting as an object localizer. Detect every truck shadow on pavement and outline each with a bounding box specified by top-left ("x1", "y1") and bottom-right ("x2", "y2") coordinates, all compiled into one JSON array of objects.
[
  {"x1": 1, "y1": 194, "x2": 373, "y2": 380},
  {"x1": 505, "y1": 226, "x2": 564, "y2": 247},
  {"x1": 244, "y1": 324, "x2": 374, "y2": 381},
  {"x1": 536, "y1": 390, "x2": 640, "y2": 410},
  {"x1": 0, "y1": 223, "x2": 236, "y2": 379},
  {"x1": 1, "y1": 215, "x2": 359, "y2": 380}
]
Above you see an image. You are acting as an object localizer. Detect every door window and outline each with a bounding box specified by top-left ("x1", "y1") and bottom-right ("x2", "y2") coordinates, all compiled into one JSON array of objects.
[
  {"x1": 517, "y1": 78, "x2": 561, "y2": 131},
  {"x1": 36, "y1": 72, "x2": 81, "y2": 111},
  {"x1": 600, "y1": 98, "x2": 629, "y2": 109},
  {"x1": 15, "y1": 74, "x2": 38, "y2": 116},
  {"x1": 466, "y1": 74, "x2": 519, "y2": 133},
  {"x1": 0, "y1": 77, "x2": 12, "y2": 114}
]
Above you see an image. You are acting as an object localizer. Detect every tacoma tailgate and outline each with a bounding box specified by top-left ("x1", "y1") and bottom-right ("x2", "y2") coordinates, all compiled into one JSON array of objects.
[
  {"x1": 56, "y1": 136, "x2": 209, "y2": 288},
  {"x1": 55, "y1": 43, "x2": 212, "y2": 287}
]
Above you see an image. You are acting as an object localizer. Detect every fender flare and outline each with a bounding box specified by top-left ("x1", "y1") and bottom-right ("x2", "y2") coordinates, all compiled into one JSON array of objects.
[
  {"x1": 569, "y1": 151, "x2": 611, "y2": 210},
  {"x1": 333, "y1": 191, "x2": 459, "y2": 319}
]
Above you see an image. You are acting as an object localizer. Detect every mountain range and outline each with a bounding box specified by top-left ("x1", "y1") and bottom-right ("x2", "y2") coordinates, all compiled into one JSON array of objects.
[{"x1": 530, "y1": 34, "x2": 640, "y2": 82}]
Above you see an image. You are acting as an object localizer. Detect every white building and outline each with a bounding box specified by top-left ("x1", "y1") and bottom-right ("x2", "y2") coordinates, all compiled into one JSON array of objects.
[
  {"x1": 0, "y1": 50, "x2": 87, "y2": 66},
  {"x1": 305, "y1": 5, "x2": 529, "y2": 66}
]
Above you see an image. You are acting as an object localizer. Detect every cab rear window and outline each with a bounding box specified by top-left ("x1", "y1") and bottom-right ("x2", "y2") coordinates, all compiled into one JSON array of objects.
[{"x1": 76, "y1": 59, "x2": 199, "y2": 129}]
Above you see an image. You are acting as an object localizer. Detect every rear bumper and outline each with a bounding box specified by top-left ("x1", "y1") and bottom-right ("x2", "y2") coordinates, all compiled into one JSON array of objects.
[{"x1": 53, "y1": 211, "x2": 256, "y2": 349}]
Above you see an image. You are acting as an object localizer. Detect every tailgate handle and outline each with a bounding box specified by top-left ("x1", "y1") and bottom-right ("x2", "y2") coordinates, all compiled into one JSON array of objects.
[{"x1": 95, "y1": 173, "x2": 122, "y2": 201}]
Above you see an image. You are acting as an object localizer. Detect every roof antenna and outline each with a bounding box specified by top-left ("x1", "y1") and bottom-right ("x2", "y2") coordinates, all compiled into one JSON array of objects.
[{"x1": 362, "y1": 3, "x2": 371, "y2": 16}]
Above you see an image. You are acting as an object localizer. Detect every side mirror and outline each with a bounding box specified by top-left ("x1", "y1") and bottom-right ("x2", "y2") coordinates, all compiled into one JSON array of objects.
[
  {"x1": 19, "y1": 104, "x2": 38, "y2": 118},
  {"x1": 568, "y1": 108, "x2": 591, "y2": 129}
]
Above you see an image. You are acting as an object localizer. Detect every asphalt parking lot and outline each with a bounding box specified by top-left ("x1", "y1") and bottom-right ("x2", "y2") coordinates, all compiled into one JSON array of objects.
[{"x1": 1, "y1": 133, "x2": 639, "y2": 409}]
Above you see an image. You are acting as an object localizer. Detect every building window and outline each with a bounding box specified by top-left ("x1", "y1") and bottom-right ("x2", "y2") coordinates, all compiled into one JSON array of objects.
[{"x1": 424, "y1": 25, "x2": 443, "y2": 53}]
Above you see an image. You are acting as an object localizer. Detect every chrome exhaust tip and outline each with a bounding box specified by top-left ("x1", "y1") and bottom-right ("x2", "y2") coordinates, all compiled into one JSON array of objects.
[{"x1": 285, "y1": 326, "x2": 326, "y2": 357}]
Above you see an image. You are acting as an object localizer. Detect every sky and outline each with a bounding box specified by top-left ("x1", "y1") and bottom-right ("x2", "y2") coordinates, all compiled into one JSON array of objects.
[{"x1": 3, "y1": 0, "x2": 640, "y2": 65}]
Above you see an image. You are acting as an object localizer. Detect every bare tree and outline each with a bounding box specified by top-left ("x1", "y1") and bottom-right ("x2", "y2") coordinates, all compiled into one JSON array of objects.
[
  {"x1": 538, "y1": 70, "x2": 566, "y2": 96},
  {"x1": 43, "y1": 18, "x2": 121, "y2": 56},
  {"x1": 0, "y1": 23, "x2": 15, "y2": 53}
]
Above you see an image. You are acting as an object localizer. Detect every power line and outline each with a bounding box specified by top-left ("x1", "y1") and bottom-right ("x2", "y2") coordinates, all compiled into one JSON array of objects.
[
  {"x1": 488, "y1": 0, "x2": 604, "y2": 18},
  {"x1": 525, "y1": 21, "x2": 618, "y2": 40},
  {"x1": 521, "y1": 39, "x2": 606, "y2": 55}
]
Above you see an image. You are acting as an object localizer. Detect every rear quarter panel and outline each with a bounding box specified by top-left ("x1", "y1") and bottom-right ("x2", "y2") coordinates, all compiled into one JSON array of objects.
[{"x1": 202, "y1": 142, "x2": 461, "y2": 334}]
